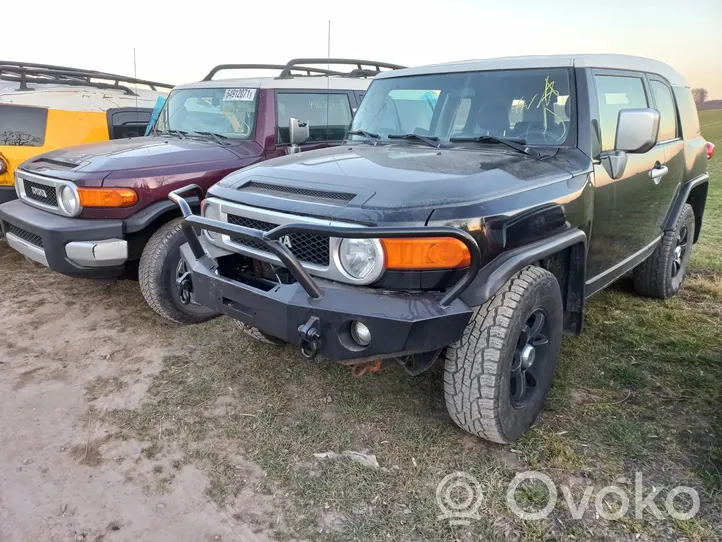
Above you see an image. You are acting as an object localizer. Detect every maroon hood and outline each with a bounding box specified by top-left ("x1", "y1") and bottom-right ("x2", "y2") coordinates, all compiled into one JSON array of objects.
[{"x1": 20, "y1": 135, "x2": 262, "y2": 186}]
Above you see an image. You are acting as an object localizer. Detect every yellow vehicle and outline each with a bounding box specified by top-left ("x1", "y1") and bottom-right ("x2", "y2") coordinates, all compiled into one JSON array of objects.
[{"x1": 0, "y1": 61, "x2": 172, "y2": 203}]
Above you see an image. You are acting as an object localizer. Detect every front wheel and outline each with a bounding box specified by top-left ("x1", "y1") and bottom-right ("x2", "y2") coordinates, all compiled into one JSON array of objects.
[
  {"x1": 139, "y1": 218, "x2": 219, "y2": 324},
  {"x1": 443, "y1": 266, "x2": 563, "y2": 444}
]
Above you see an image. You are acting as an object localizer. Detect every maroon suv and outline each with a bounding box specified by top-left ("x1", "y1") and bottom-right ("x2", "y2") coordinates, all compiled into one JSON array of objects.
[{"x1": 0, "y1": 59, "x2": 404, "y2": 321}]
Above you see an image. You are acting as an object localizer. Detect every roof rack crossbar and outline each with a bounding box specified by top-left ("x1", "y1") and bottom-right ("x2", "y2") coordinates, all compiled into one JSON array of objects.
[
  {"x1": 0, "y1": 74, "x2": 138, "y2": 96},
  {"x1": 203, "y1": 63, "x2": 347, "y2": 81},
  {"x1": 0, "y1": 62, "x2": 174, "y2": 93},
  {"x1": 278, "y1": 58, "x2": 407, "y2": 79}
]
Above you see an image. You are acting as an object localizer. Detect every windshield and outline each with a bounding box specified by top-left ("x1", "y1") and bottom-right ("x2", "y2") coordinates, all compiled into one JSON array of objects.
[
  {"x1": 154, "y1": 87, "x2": 258, "y2": 139},
  {"x1": 350, "y1": 68, "x2": 574, "y2": 146}
]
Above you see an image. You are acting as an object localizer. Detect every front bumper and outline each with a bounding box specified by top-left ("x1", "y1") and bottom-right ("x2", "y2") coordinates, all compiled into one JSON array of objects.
[
  {"x1": 0, "y1": 199, "x2": 128, "y2": 278},
  {"x1": 170, "y1": 185, "x2": 482, "y2": 363}
]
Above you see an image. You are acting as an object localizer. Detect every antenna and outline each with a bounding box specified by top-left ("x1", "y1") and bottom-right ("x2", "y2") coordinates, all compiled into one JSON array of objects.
[
  {"x1": 326, "y1": 20, "x2": 330, "y2": 140},
  {"x1": 133, "y1": 48, "x2": 139, "y2": 138}
]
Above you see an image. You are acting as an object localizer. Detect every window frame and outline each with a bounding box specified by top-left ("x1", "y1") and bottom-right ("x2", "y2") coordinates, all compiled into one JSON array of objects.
[
  {"x1": 106, "y1": 108, "x2": 153, "y2": 140},
  {"x1": 591, "y1": 68, "x2": 651, "y2": 153},
  {"x1": 274, "y1": 89, "x2": 356, "y2": 146},
  {"x1": 646, "y1": 75, "x2": 681, "y2": 143}
]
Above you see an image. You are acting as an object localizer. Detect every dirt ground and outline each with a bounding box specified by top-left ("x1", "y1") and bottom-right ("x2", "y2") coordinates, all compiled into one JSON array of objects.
[{"x1": 0, "y1": 247, "x2": 284, "y2": 542}]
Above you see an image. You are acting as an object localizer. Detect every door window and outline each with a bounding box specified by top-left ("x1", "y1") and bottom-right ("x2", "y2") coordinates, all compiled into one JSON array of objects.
[
  {"x1": 0, "y1": 104, "x2": 47, "y2": 147},
  {"x1": 108, "y1": 109, "x2": 152, "y2": 139},
  {"x1": 594, "y1": 75, "x2": 648, "y2": 151},
  {"x1": 276, "y1": 93, "x2": 353, "y2": 143},
  {"x1": 650, "y1": 80, "x2": 678, "y2": 142}
]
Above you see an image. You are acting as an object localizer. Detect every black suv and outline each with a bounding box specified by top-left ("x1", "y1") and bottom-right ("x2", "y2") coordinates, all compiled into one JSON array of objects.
[{"x1": 165, "y1": 54, "x2": 712, "y2": 443}]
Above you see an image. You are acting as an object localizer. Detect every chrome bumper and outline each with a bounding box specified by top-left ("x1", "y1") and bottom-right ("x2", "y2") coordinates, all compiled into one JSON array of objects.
[{"x1": 5, "y1": 234, "x2": 127, "y2": 268}]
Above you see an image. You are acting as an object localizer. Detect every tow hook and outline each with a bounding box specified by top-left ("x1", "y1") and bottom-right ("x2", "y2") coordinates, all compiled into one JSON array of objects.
[
  {"x1": 298, "y1": 317, "x2": 321, "y2": 359},
  {"x1": 177, "y1": 271, "x2": 193, "y2": 305}
]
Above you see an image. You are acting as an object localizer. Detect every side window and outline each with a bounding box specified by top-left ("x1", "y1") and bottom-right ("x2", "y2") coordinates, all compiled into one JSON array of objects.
[
  {"x1": 650, "y1": 80, "x2": 678, "y2": 141},
  {"x1": 673, "y1": 86, "x2": 701, "y2": 138},
  {"x1": 108, "y1": 109, "x2": 152, "y2": 139},
  {"x1": 594, "y1": 75, "x2": 648, "y2": 151},
  {"x1": 0, "y1": 104, "x2": 47, "y2": 147},
  {"x1": 276, "y1": 93, "x2": 353, "y2": 143}
]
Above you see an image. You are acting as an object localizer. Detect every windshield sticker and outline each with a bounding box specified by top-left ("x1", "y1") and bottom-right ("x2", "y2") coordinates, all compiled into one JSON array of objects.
[{"x1": 223, "y1": 88, "x2": 257, "y2": 102}]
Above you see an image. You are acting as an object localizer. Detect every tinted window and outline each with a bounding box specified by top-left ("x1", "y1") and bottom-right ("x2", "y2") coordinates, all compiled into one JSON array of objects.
[
  {"x1": 673, "y1": 86, "x2": 701, "y2": 137},
  {"x1": 108, "y1": 109, "x2": 152, "y2": 139},
  {"x1": 651, "y1": 80, "x2": 678, "y2": 141},
  {"x1": 352, "y1": 68, "x2": 574, "y2": 146},
  {"x1": 0, "y1": 104, "x2": 47, "y2": 147},
  {"x1": 594, "y1": 75, "x2": 648, "y2": 151},
  {"x1": 277, "y1": 93, "x2": 353, "y2": 143}
]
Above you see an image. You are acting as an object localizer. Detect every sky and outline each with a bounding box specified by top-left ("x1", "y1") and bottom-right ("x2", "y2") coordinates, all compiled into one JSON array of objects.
[{"x1": 4, "y1": 0, "x2": 722, "y2": 98}]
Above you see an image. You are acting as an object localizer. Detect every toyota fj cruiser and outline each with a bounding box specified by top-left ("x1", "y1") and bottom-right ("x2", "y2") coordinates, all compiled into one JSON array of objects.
[
  {"x1": 0, "y1": 59, "x2": 404, "y2": 321},
  {"x1": 167, "y1": 54, "x2": 714, "y2": 443}
]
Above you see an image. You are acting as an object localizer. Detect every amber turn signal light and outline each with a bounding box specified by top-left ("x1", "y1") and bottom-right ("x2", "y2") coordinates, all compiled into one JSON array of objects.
[
  {"x1": 381, "y1": 237, "x2": 472, "y2": 270},
  {"x1": 77, "y1": 188, "x2": 138, "y2": 208}
]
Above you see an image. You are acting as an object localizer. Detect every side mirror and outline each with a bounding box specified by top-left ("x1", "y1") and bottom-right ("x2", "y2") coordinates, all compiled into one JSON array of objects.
[
  {"x1": 615, "y1": 108, "x2": 660, "y2": 154},
  {"x1": 289, "y1": 117, "x2": 309, "y2": 153},
  {"x1": 601, "y1": 108, "x2": 660, "y2": 180}
]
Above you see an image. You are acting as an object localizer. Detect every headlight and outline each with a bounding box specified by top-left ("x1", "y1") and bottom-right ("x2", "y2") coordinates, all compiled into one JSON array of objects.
[
  {"x1": 202, "y1": 201, "x2": 220, "y2": 240},
  {"x1": 0, "y1": 160, "x2": 7, "y2": 174},
  {"x1": 58, "y1": 185, "x2": 80, "y2": 215},
  {"x1": 338, "y1": 238, "x2": 382, "y2": 281}
]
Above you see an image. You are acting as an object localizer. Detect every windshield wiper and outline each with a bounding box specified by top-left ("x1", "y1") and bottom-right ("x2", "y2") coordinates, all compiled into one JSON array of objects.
[
  {"x1": 156, "y1": 129, "x2": 188, "y2": 139},
  {"x1": 449, "y1": 135, "x2": 541, "y2": 158},
  {"x1": 191, "y1": 131, "x2": 230, "y2": 145},
  {"x1": 388, "y1": 133, "x2": 443, "y2": 148},
  {"x1": 347, "y1": 130, "x2": 380, "y2": 145}
]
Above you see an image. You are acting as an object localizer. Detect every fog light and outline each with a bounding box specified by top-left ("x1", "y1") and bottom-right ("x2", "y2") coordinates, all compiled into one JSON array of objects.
[{"x1": 351, "y1": 321, "x2": 371, "y2": 347}]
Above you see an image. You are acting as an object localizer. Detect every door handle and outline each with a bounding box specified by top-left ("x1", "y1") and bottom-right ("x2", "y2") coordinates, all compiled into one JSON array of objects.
[{"x1": 650, "y1": 164, "x2": 668, "y2": 184}]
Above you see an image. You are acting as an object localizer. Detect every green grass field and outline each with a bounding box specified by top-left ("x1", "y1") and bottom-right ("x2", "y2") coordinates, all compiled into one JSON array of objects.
[{"x1": 107, "y1": 110, "x2": 722, "y2": 541}]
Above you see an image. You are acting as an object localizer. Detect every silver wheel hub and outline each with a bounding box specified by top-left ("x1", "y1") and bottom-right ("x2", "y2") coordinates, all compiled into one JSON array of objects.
[
  {"x1": 674, "y1": 246, "x2": 682, "y2": 263},
  {"x1": 521, "y1": 344, "x2": 536, "y2": 369}
]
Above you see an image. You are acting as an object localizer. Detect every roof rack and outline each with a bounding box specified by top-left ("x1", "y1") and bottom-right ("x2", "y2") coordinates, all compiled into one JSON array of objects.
[
  {"x1": 203, "y1": 63, "x2": 345, "y2": 81},
  {"x1": 203, "y1": 59, "x2": 407, "y2": 82},
  {"x1": 278, "y1": 58, "x2": 407, "y2": 79},
  {"x1": 0, "y1": 61, "x2": 174, "y2": 96}
]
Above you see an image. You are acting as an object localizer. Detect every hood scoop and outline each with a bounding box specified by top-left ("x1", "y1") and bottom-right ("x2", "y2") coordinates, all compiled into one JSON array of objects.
[
  {"x1": 32, "y1": 157, "x2": 81, "y2": 170},
  {"x1": 238, "y1": 181, "x2": 356, "y2": 204}
]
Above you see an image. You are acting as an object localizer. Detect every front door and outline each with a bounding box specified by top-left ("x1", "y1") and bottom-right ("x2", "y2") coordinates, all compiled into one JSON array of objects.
[
  {"x1": 266, "y1": 90, "x2": 356, "y2": 160},
  {"x1": 586, "y1": 71, "x2": 667, "y2": 287}
]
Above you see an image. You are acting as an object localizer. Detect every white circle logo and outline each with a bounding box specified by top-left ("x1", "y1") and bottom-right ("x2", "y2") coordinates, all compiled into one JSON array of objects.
[{"x1": 436, "y1": 472, "x2": 484, "y2": 525}]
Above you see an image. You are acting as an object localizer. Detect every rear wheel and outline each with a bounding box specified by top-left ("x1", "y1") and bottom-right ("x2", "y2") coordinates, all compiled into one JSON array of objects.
[
  {"x1": 633, "y1": 203, "x2": 695, "y2": 299},
  {"x1": 443, "y1": 266, "x2": 563, "y2": 443},
  {"x1": 139, "y1": 218, "x2": 218, "y2": 324}
]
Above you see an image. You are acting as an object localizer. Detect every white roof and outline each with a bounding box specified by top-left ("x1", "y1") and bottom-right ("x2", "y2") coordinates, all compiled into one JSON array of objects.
[
  {"x1": 0, "y1": 83, "x2": 167, "y2": 111},
  {"x1": 176, "y1": 76, "x2": 371, "y2": 92},
  {"x1": 375, "y1": 54, "x2": 688, "y2": 87}
]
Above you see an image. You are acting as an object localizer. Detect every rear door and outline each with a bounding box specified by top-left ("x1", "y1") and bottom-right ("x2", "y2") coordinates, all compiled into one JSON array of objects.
[
  {"x1": 647, "y1": 76, "x2": 684, "y2": 229},
  {"x1": 269, "y1": 90, "x2": 355, "y2": 158},
  {"x1": 587, "y1": 70, "x2": 667, "y2": 284}
]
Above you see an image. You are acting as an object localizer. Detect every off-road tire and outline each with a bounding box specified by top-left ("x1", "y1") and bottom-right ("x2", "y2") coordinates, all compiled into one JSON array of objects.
[
  {"x1": 443, "y1": 266, "x2": 563, "y2": 444},
  {"x1": 633, "y1": 204, "x2": 695, "y2": 299},
  {"x1": 233, "y1": 320, "x2": 286, "y2": 345},
  {"x1": 139, "y1": 218, "x2": 218, "y2": 324}
]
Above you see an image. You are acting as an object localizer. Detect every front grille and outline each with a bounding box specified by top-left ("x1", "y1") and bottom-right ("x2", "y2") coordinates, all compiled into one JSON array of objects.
[
  {"x1": 6, "y1": 224, "x2": 43, "y2": 248},
  {"x1": 227, "y1": 214, "x2": 330, "y2": 266},
  {"x1": 22, "y1": 179, "x2": 58, "y2": 208}
]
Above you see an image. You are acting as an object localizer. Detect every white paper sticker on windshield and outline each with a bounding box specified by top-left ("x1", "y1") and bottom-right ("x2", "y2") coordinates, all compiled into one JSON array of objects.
[{"x1": 223, "y1": 88, "x2": 257, "y2": 101}]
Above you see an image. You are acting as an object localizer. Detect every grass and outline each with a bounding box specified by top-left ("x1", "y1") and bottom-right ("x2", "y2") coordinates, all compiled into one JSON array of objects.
[{"x1": 88, "y1": 109, "x2": 722, "y2": 540}]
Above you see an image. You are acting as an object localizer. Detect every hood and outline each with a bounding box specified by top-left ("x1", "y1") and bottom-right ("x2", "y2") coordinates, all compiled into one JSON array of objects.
[
  {"x1": 21, "y1": 136, "x2": 260, "y2": 184},
  {"x1": 216, "y1": 144, "x2": 573, "y2": 212}
]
